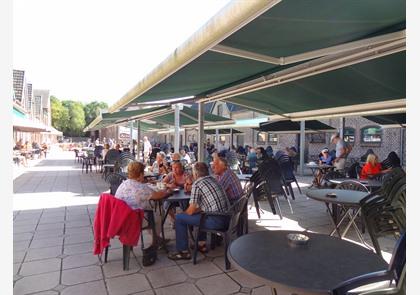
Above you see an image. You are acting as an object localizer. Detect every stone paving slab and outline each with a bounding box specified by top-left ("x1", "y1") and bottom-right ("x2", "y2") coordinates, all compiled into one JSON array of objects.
[{"x1": 13, "y1": 150, "x2": 396, "y2": 295}]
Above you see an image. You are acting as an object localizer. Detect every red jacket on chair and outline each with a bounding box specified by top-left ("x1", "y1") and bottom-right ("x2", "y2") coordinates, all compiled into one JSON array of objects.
[{"x1": 93, "y1": 193, "x2": 144, "y2": 255}]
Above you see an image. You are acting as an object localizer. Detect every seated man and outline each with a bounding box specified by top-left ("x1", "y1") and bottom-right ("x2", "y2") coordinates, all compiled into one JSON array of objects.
[
  {"x1": 168, "y1": 162, "x2": 230, "y2": 260},
  {"x1": 212, "y1": 155, "x2": 243, "y2": 204}
]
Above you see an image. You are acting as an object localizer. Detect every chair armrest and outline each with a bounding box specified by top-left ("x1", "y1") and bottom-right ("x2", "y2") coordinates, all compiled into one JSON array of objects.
[{"x1": 332, "y1": 270, "x2": 393, "y2": 295}]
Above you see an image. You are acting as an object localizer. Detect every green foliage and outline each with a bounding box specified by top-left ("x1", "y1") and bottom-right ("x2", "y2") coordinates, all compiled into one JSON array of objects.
[
  {"x1": 50, "y1": 96, "x2": 107, "y2": 137},
  {"x1": 84, "y1": 101, "x2": 108, "y2": 126},
  {"x1": 50, "y1": 96, "x2": 70, "y2": 132}
]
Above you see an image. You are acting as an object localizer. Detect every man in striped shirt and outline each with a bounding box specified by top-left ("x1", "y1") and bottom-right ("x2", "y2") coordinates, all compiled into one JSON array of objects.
[
  {"x1": 168, "y1": 162, "x2": 230, "y2": 260},
  {"x1": 212, "y1": 156, "x2": 243, "y2": 204}
]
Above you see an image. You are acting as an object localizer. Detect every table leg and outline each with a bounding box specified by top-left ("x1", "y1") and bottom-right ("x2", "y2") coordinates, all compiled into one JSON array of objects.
[
  {"x1": 160, "y1": 202, "x2": 175, "y2": 252},
  {"x1": 325, "y1": 203, "x2": 342, "y2": 238}
]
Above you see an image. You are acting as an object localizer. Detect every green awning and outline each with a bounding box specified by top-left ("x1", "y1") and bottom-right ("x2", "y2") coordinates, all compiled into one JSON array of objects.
[
  {"x1": 363, "y1": 113, "x2": 406, "y2": 126},
  {"x1": 85, "y1": 106, "x2": 168, "y2": 131},
  {"x1": 85, "y1": 105, "x2": 232, "y2": 131},
  {"x1": 256, "y1": 120, "x2": 335, "y2": 132},
  {"x1": 226, "y1": 52, "x2": 405, "y2": 115},
  {"x1": 148, "y1": 106, "x2": 232, "y2": 127},
  {"x1": 112, "y1": 0, "x2": 405, "y2": 111},
  {"x1": 204, "y1": 129, "x2": 243, "y2": 135}
]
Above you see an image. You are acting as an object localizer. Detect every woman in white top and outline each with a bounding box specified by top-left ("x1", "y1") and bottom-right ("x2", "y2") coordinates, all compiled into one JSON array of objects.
[{"x1": 115, "y1": 161, "x2": 171, "y2": 246}]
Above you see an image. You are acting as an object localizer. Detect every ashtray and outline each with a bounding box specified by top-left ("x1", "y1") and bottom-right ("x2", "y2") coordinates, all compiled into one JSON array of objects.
[{"x1": 287, "y1": 233, "x2": 309, "y2": 246}]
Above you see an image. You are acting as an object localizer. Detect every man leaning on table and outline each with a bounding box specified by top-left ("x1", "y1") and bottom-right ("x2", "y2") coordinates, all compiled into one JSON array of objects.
[
  {"x1": 168, "y1": 162, "x2": 230, "y2": 260},
  {"x1": 330, "y1": 133, "x2": 352, "y2": 171}
]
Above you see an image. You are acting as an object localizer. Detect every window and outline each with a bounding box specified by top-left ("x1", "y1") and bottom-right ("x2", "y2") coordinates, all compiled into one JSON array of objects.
[
  {"x1": 309, "y1": 133, "x2": 326, "y2": 143},
  {"x1": 268, "y1": 133, "x2": 278, "y2": 144},
  {"x1": 361, "y1": 126, "x2": 382, "y2": 144},
  {"x1": 344, "y1": 127, "x2": 355, "y2": 143},
  {"x1": 217, "y1": 104, "x2": 223, "y2": 116},
  {"x1": 257, "y1": 132, "x2": 266, "y2": 144}
]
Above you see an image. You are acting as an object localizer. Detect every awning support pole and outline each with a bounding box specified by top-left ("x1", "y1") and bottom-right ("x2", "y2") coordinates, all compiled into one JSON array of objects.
[
  {"x1": 198, "y1": 102, "x2": 205, "y2": 162},
  {"x1": 230, "y1": 128, "x2": 234, "y2": 148},
  {"x1": 129, "y1": 120, "x2": 133, "y2": 149},
  {"x1": 174, "y1": 104, "x2": 180, "y2": 153},
  {"x1": 339, "y1": 118, "x2": 345, "y2": 139},
  {"x1": 215, "y1": 129, "x2": 219, "y2": 151},
  {"x1": 299, "y1": 121, "x2": 305, "y2": 175},
  {"x1": 137, "y1": 121, "x2": 141, "y2": 161}
]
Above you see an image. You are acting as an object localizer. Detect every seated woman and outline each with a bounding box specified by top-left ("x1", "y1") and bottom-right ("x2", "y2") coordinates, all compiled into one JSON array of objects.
[
  {"x1": 163, "y1": 161, "x2": 191, "y2": 225},
  {"x1": 151, "y1": 151, "x2": 170, "y2": 176},
  {"x1": 312, "y1": 148, "x2": 334, "y2": 187},
  {"x1": 115, "y1": 161, "x2": 171, "y2": 247},
  {"x1": 360, "y1": 153, "x2": 390, "y2": 180},
  {"x1": 319, "y1": 148, "x2": 334, "y2": 165}
]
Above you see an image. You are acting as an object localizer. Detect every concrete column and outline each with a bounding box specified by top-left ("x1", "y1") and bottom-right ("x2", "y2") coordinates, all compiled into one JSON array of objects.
[
  {"x1": 215, "y1": 129, "x2": 219, "y2": 150},
  {"x1": 198, "y1": 102, "x2": 205, "y2": 162},
  {"x1": 299, "y1": 120, "x2": 305, "y2": 175}
]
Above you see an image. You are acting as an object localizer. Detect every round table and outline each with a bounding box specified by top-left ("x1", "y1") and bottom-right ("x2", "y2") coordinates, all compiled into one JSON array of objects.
[
  {"x1": 306, "y1": 189, "x2": 369, "y2": 243},
  {"x1": 228, "y1": 230, "x2": 388, "y2": 295},
  {"x1": 306, "y1": 189, "x2": 368, "y2": 207}
]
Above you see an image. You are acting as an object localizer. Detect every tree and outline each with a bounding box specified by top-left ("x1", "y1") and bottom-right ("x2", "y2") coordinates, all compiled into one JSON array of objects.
[
  {"x1": 62, "y1": 100, "x2": 86, "y2": 136},
  {"x1": 84, "y1": 101, "x2": 108, "y2": 126},
  {"x1": 50, "y1": 96, "x2": 69, "y2": 132}
]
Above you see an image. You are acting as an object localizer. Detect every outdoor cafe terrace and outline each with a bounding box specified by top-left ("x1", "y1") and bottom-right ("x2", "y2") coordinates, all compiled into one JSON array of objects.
[{"x1": 13, "y1": 150, "x2": 399, "y2": 295}]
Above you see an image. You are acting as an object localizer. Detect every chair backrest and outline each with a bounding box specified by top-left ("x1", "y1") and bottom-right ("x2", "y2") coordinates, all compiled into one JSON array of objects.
[
  {"x1": 258, "y1": 159, "x2": 287, "y2": 195},
  {"x1": 331, "y1": 232, "x2": 406, "y2": 295},
  {"x1": 346, "y1": 162, "x2": 361, "y2": 179},
  {"x1": 105, "y1": 149, "x2": 121, "y2": 164},
  {"x1": 336, "y1": 180, "x2": 369, "y2": 192},
  {"x1": 250, "y1": 171, "x2": 277, "y2": 215},
  {"x1": 226, "y1": 196, "x2": 248, "y2": 234},
  {"x1": 105, "y1": 173, "x2": 127, "y2": 195},
  {"x1": 119, "y1": 152, "x2": 135, "y2": 171},
  {"x1": 388, "y1": 232, "x2": 405, "y2": 285}
]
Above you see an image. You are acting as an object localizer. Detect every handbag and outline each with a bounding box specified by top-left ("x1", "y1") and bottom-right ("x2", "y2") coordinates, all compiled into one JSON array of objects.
[{"x1": 142, "y1": 245, "x2": 157, "y2": 266}]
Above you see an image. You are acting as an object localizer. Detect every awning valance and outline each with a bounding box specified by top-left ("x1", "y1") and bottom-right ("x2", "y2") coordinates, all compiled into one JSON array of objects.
[
  {"x1": 255, "y1": 120, "x2": 335, "y2": 133},
  {"x1": 13, "y1": 117, "x2": 48, "y2": 132}
]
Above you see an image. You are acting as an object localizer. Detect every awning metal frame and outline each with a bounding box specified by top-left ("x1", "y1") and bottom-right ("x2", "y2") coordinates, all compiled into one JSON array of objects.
[
  {"x1": 210, "y1": 30, "x2": 405, "y2": 66},
  {"x1": 199, "y1": 32, "x2": 406, "y2": 103}
]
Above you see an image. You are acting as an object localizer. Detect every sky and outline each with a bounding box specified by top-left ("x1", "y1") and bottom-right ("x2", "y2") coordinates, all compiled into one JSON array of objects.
[{"x1": 13, "y1": 0, "x2": 231, "y2": 106}]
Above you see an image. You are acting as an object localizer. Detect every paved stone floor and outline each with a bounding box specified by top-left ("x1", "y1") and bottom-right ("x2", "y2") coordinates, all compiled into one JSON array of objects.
[{"x1": 13, "y1": 150, "x2": 397, "y2": 295}]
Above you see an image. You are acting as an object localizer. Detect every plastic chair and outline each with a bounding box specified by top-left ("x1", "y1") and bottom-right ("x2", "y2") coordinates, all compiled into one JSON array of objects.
[
  {"x1": 359, "y1": 170, "x2": 406, "y2": 257},
  {"x1": 103, "y1": 149, "x2": 121, "y2": 178},
  {"x1": 105, "y1": 173, "x2": 127, "y2": 195},
  {"x1": 332, "y1": 232, "x2": 405, "y2": 295},
  {"x1": 192, "y1": 196, "x2": 249, "y2": 270}
]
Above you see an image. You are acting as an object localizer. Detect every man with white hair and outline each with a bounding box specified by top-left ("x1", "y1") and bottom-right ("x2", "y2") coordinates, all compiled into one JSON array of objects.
[
  {"x1": 330, "y1": 133, "x2": 352, "y2": 171},
  {"x1": 143, "y1": 136, "x2": 152, "y2": 164}
]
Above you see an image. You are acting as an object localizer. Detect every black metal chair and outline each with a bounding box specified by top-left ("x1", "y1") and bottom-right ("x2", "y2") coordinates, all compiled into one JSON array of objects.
[
  {"x1": 192, "y1": 196, "x2": 249, "y2": 270},
  {"x1": 332, "y1": 232, "x2": 405, "y2": 295},
  {"x1": 346, "y1": 162, "x2": 362, "y2": 179}
]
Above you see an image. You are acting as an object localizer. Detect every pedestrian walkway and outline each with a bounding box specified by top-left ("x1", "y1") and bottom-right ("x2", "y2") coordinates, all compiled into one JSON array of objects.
[{"x1": 13, "y1": 150, "x2": 395, "y2": 295}]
